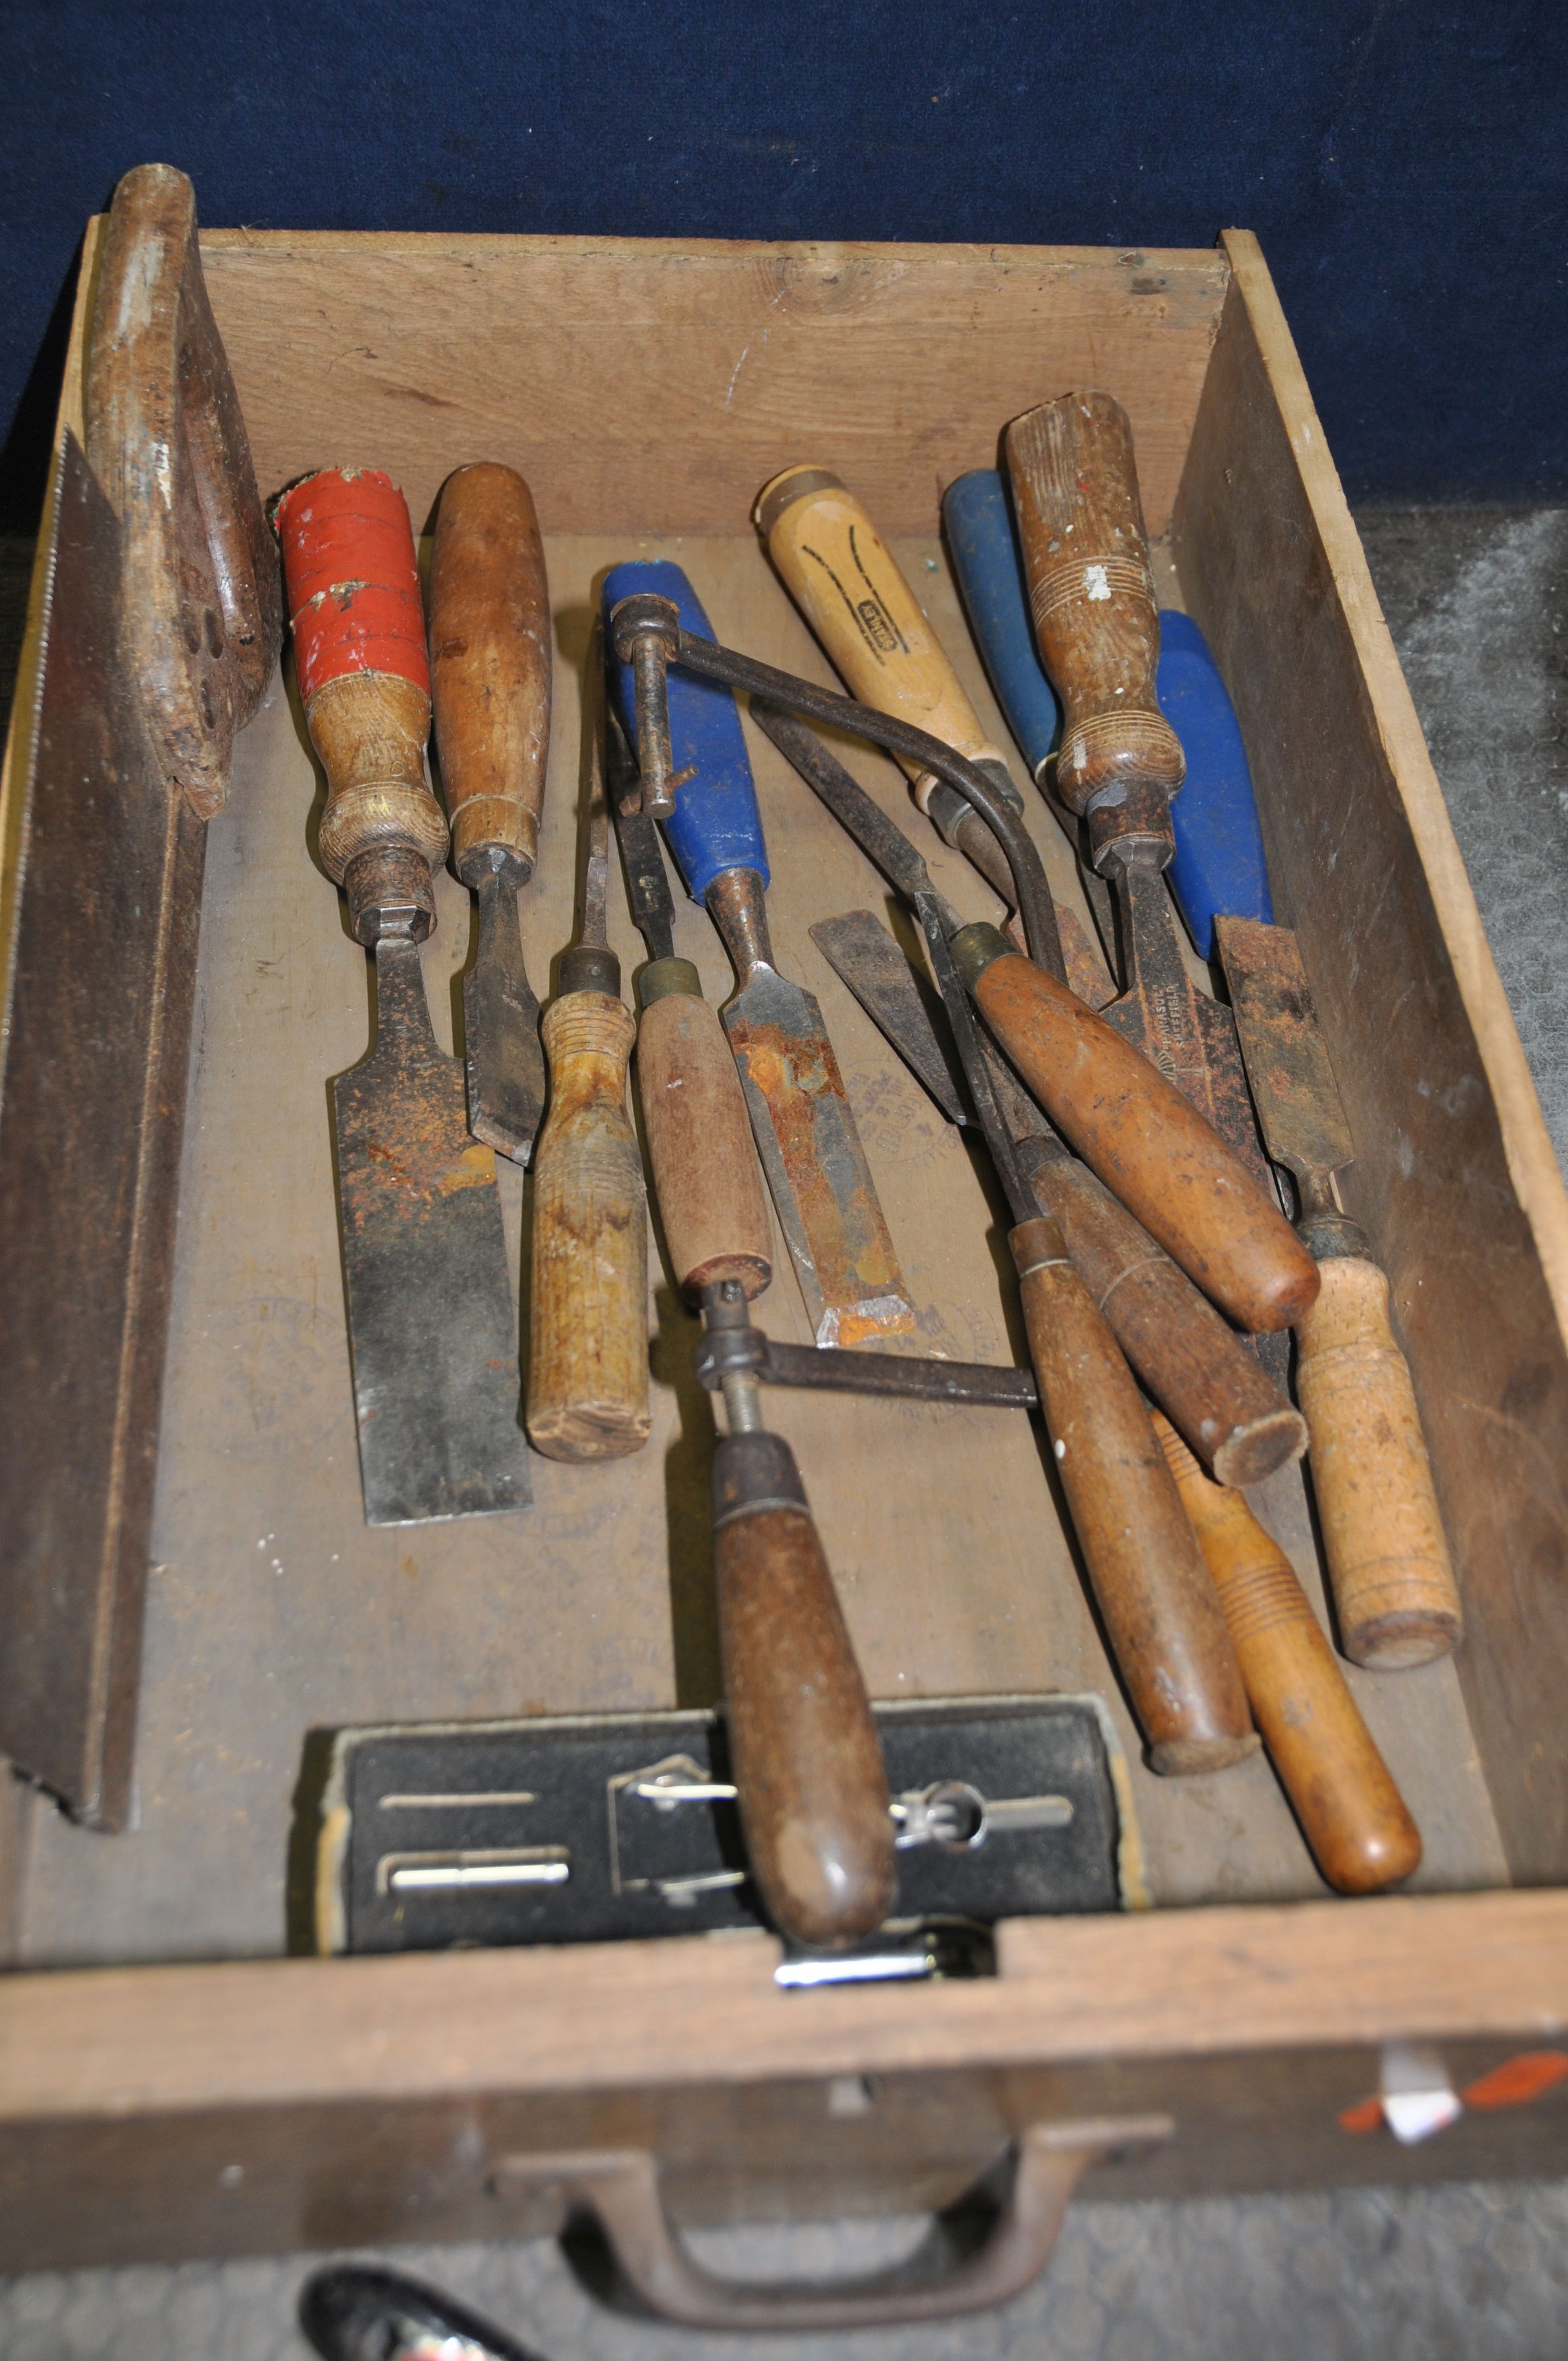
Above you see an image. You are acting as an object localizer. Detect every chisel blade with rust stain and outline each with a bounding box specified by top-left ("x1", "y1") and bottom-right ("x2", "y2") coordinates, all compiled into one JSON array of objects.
[
  {"x1": 604, "y1": 557, "x2": 915, "y2": 1349},
  {"x1": 333, "y1": 939, "x2": 531, "y2": 1525},
  {"x1": 276, "y1": 465, "x2": 530, "y2": 1528}
]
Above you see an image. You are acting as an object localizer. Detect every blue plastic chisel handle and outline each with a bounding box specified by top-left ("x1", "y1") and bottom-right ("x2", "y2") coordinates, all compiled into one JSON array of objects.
[
  {"x1": 1155, "y1": 611, "x2": 1273, "y2": 958},
  {"x1": 942, "y1": 471, "x2": 1063, "y2": 782},
  {"x1": 602, "y1": 559, "x2": 767, "y2": 900},
  {"x1": 943, "y1": 471, "x2": 1273, "y2": 959}
]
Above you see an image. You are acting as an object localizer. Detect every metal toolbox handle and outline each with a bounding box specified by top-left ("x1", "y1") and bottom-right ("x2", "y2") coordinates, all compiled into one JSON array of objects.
[{"x1": 493, "y1": 2114, "x2": 1172, "y2": 2331}]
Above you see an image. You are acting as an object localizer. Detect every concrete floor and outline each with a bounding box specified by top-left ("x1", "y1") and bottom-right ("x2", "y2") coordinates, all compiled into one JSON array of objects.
[{"x1": 2, "y1": 507, "x2": 1566, "y2": 2357}]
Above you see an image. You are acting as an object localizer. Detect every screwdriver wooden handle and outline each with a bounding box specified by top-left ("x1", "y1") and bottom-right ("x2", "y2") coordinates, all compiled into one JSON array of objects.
[
  {"x1": 1021, "y1": 1147, "x2": 1305, "y2": 1487},
  {"x1": 635, "y1": 970, "x2": 773, "y2": 1300},
  {"x1": 275, "y1": 468, "x2": 448, "y2": 943},
  {"x1": 755, "y1": 465, "x2": 1009, "y2": 812},
  {"x1": 714, "y1": 1429, "x2": 896, "y2": 1946},
  {"x1": 1011, "y1": 1218, "x2": 1257, "y2": 1774},
  {"x1": 428, "y1": 464, "x2": 552, "y2": 884},
  {"x1": 526, "y1": 992, "x2": 651, "y2": 1461},
  {"x1": 1295, "y1": 1255, "x2": 1462, "y2": 1668},
  {"x1": 1153, "y1": 1413, "x2": 1423, "y2": 1892},
  {"x1": 957, "y1": 929, "x2": 1320, "y2": 1334},
  {"x1": 1004, "y1": 391, "x2": 1185, "y2": 821}
]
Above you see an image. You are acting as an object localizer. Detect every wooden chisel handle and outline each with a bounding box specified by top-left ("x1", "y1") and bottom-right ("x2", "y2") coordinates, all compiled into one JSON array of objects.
[
  {"x1": 714, "y1": 1428, "x2": 896, "y2": 1945},
  {"x1": 1295, "y1": 1255, "x2": 1462, "y2": 1668},
  {"x1": 429, "y1": 464, "x2": 552, "y2": 884},
  {"x1": 1153, "y1": 1413, "x2": 1423, "y2": 1892},
  {"x1": 956, "y1": 927, "x2": 1320, "y2": 1334},
  {"x1": 1004, "y1": 391, "x2": 1185, "y2": 830},
  {"x1": 275, "y1": 468, "x2": 447, "y2": 942},
  {"x1": 755, "y1": 466, "x2": 1010, "y2": 809},
  {"x1": 1011, "y1": 1218, "x2": 1257, "y2": 1775},
  {"x1": 636, "y1": 967, "x2": 773, "y2": 1301},
  {"x1": 526, "y1": 993, "x2": 651, "y2": 1461},
  {"x1": 1019, "y1": 1145, "x2": 1305, "y2": 1487}
]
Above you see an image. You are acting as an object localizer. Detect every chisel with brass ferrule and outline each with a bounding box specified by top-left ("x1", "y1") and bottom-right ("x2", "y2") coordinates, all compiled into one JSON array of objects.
[
  {"x1": 605, "y1": 559, "x2": 915, "y2": 1350},
  {"x1": 1216, "y1": 917, "x2": 1462, "y2": 1670},
  {"x1": 526, "y1": 625, "x2": 650, "y2": 1461},
  {"x1": 428, "y1": 464, "x2": 551, "y2": 1163},
  {"x1": 275, "y1": 468, "x2": 530, "y2": 1526}
]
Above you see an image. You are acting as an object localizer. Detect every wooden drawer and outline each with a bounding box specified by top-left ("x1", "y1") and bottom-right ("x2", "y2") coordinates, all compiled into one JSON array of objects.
[{"x1": 2, "y1": 220, "x2": 1566, "y2": 2299}]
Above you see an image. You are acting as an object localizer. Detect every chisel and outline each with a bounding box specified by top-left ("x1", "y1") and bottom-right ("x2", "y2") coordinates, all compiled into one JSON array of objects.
[
  {"x1": 526, "y1": 626, "x2": 650, "y2": 1461},
  {"x1": 606, "y1": 705, "x2": 895, "y2": 1947},
  {"x1": 942, "y1": 470, "x2": 1274, "y2": 963},
  {"x1": 753, "y1": 464, "x2": 1048, "y2": 939},
  {"x1": 751, "y1": 708, "x2": 1256, "y2": 1772},
  {"x1": 807, "y1": 904, "x2": 1305, "y2": 1486},
  {"x1": 275, "y1": 469, "x2": 530, "y2": 1526},
  {"x1": 604, "y1": 559, "x2": 915, "y2": 1349},
  {"x1": 1001, "y1": 393, "x2": 1270, "y2": 1172},
  {"x1": 611, "y1": 588, "x2": 1318, "y2": 1339},
  {"x1": 428, "y1": 464, "x2": 551, "y2": 1163},
  {"x1": 1216, "y1": 917, "x2": 1463, "y2": 1669},
  {"x1": 1153, "y1": 1412, "x2": 1422, "y2": 1892}
]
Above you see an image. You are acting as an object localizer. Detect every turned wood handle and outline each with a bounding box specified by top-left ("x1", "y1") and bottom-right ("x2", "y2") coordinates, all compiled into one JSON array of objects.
[
  {"x1": 1011, "y1": 1217, "x2": 1256, "y2": 1775},
  {"x1": 527, "y1": 992, "x2": 651, "y2": 1462},
  {"x1": 960, "y1": 932, "x2": 1320, "y2": 1334},
  {"x1": 755, "y1": 465, "x2": 1008, "y2": 814},
  {"x1": 86, "y1": 162, "x2": 282, "y2": 819},
  {"x1": 712, "y1": 1429, "x2": 895, "y2": 1946},
  {"x1": 1022, "y1": 1148, "x2": 1305, "y2": 1487},
  {"x1": 1295, "y1": 1255, "x2": 1462, "y2": 1669},
  {"x1": 1004, "y1": 390, "x2": 1184, "y2": 820},
  {"x1": 275, "y1": 469, "x2": 447, "y2": 938},
  {"x1": 428, "y1": 464, "x2": 552, "y2": 884},
  {"x1": 1154, "y1": 1413, "x2": 1423, "y2": 1892},
  {"x1": 635, "y1": 975, "x2": 772, "y2": 1301}
]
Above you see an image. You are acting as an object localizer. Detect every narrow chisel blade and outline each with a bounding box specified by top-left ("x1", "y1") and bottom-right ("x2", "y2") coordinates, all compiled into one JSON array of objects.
[
  {"x1": 334, "y1": 937, "x2": 531, "y2": 1525},
  {"x1": 810, "y1": 911, "x2": 971, "y2": 1128},
  {"x1": 1215, "y1": 915, "x2": 1357, "y2": 1187},
  {"x1": 462, "y1": 868, "x2": 546, "y2": 1165},
  {"x1": 723, "y1": 969, "x2": 915, "y2": 1348}
]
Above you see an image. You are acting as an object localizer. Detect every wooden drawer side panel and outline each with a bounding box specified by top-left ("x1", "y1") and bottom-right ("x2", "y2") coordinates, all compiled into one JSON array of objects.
[{"x1": 1170, "y1": 232, "x2": 1568, "y2": 1884}]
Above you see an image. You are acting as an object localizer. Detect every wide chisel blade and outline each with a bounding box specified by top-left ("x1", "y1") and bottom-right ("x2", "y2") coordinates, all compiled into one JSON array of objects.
[
  {"x1": 1215, "y1": 915, "x2": 1357, "y2": 1192},
  {"x1": 333, "y1": 938, "x2": 531, "y2": 1525}
]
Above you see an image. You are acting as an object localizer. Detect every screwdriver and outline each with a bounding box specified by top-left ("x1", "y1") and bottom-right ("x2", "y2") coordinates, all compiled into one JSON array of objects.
[
  {"x1": 605, "y1": 700, "x2": 896, "y2": 1947},
  {"x1": 754, "y1": 704, "x2": 1255, "y2": 1774},
  {"x1": 428, "y1": 464, "x2": 551, "y2": 1163},
  {"x1": 525, "y1": 625, "x2": 650, "y2": 1462}
]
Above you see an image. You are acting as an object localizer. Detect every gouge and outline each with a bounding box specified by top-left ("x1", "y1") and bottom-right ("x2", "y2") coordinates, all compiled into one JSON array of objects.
[
  {"x1": 754, "y1": 464, "x2": 1054, "y2": 945},
  {"x1": 609, "y1": 589, "x2": 1317, "y2": 1338},
  {"x1": 1154, "y1": 1413, "x2": 1423, "y2": 1892},
  {"x1": 276, "y1": 468, "x2": 530, "y2": 1527},
  {"x1": 605, "y1": 560, "x2": 915, "y2": 1349},
  {"x1": 809, "y1": 905, "x2": 1305, "y2": 1486},
  {"x1": 1002, "y1": 393, "x2": 1270, "y2": 1177},
  {"x1": 1216, "y1": 917, "x2": 1462, "y2": 1669},
  {"x1": 526, "y1": 627, "x2": 650, "y2": 1462},
  {"x1": 752, "y1": 710, "x2": 1254, "y2": 1771},
  {"x1": 605, "y1": 711, "x2": 893, "y2": 1945},
  {"x1": 428, "y1": 464, "x2": 551, "y2": 1163}
]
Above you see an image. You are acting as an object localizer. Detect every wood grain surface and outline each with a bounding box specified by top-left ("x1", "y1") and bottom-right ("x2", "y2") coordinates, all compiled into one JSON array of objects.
[{"x1": 635, "y1": 986, "x2": 772, "y2": 1299}]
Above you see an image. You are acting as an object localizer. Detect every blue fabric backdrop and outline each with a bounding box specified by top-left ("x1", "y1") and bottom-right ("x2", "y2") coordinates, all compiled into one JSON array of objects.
[{"x1": 1, "y1": 1, "x2": 1563, "y2": 524}]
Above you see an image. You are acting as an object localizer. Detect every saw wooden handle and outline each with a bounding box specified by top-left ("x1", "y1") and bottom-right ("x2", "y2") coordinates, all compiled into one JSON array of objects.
[
  {"x1": 1011, "y1": 1218, "x2": 1257, "y2": 1775},
  {"x1": 1004, "y1": 390, "x2": 1184, "y2": 820},
  {"x1": 428, "y1": 464, "x2": 552, "y2": 884},
  {"x1": 713, "y1": 1429, "x2": 895, "y2": 1947},
  {"x1": 86, "y1": 162, "x2": 281, "y2": 818},
  {"x1": 1021, "y1": 1147, "x2": 1305, "y2": 1487},
  {"x1": 636, "y1": 975, "x2": 772, "y2": 1301},
  {"x1": 1154, "y1": 1412, "x2": 1423, "y2": 1892},
  {"x1": 960, "y1": 933, "x2": 1320, "y2": 1334},
  {"x1": 1295, "y1": 1255, "x2": 1462, "y2": 1669},
  {"x1": 527, "y1": 992, "x2": 651, "y2": 1462},
  {"x1": 754, "y1": 465, "x2": 1007, "y2": 813}
]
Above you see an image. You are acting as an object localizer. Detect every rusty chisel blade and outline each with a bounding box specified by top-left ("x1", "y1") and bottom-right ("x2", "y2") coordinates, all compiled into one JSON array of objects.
[
  {"x1": 334, "y1": 938, "x2": 531, "y2": 1525},
  {"x1": 1215, "y1": 915, "x2": 1355, "y2": 1195},
  {"x1": 810, "y1": 911, "x2": 971, "y2": 1129}
]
